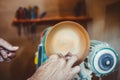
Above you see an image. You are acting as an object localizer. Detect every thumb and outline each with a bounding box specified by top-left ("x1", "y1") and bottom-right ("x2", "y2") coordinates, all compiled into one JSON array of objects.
[
  {"x1": 8, "y1": 46, "x2": 19, "y2": 51},
  {"x1": 0, "y1": 38, "x2": 19, "y2": 51}
]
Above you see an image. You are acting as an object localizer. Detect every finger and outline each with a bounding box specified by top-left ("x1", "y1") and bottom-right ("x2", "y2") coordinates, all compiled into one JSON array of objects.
[
  {"x1": 66, "y1": 56, "x2": 77, "y2": 68},
  {"x1": 0, "y1": 38, "x2": 19, "y2": 51},
  {"x1": 41, "y1": 54, "x2": 59, "y2": 68},
  {"x1": 65, "y1": 52, "x2": 72, "y2": 57},
  {"x1": 65, "y1": 56, "x2": 71, "y2": 61},
  {"x1": 0, "y1": 50, "x2": 8, "y2": 59},
  {"x1": 39, "y1": 57, "x2": 59, "y2": 76},
  {"x1": 65, "y1": 52, "x2": 73, "y2": 61},
  {"x1": 58, "y1": 54, "x2": 64, "y2": 58},
  {"x1": 71, "y1": 66, "x2": 80, "y2": 74},
  {"x1": 58, "y1": 58, "x2": 66, "y2": 68},
  {"x1": 8, "y1": 52, "x2": 16, "y2": 59},
  {"x1": 0, "y1": 56, "x2": 4, "y2": 62},
  {"x1": 6, "y1": 58, "x2": 12, "y2": 62},
  {"x1": 49, "y1": 54, "x2": 59, "y2": 61},
  {"x1": 8, "y1": 46, "x2": 19, "y2": 51}
]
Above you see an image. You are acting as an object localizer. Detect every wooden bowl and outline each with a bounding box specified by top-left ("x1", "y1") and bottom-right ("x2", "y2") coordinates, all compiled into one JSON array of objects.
[{"x1": 45, "y1": 21, "x2": 90, "y2": 63}]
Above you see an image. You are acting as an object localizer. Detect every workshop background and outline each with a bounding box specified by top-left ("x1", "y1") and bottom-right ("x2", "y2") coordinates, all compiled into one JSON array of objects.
[{"x1": 0, "y1": 0, "x2": 120, "y2": 80}]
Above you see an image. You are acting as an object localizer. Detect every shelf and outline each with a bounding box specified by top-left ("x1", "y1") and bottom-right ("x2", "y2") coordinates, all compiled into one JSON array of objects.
[
  {"x1": 12, "y1": 16, "x2": 92, "y2": 38},
  {"x1": 12, "y1": 16, "x2": 92, "y2": 24}
]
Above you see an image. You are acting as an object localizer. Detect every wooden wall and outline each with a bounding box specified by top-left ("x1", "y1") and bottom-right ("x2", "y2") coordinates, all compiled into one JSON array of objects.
[
  {"x1": 0, "y1": 0, "x2": 80, "y2": 80},
  {"x1": 0, "y1": 0, "x2": 120, "y2": 80}
]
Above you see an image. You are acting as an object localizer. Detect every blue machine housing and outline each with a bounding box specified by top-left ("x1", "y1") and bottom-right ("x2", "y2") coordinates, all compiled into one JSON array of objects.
[{"x1": 36, "y1": 29, "x2": 118, "y2": 79}]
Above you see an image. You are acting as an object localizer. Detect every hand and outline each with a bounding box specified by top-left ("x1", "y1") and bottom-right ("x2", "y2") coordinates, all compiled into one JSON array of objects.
[
  {"x1": 28, "y1": 54, "x2": 80, "y2": 80},
  {"x1": 0, "y1": 38, "x2": 19, "y2": 62}
]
